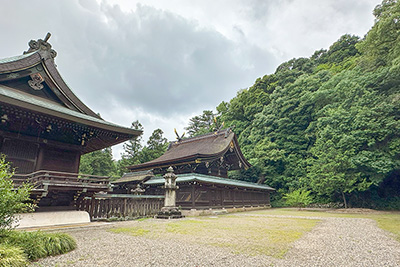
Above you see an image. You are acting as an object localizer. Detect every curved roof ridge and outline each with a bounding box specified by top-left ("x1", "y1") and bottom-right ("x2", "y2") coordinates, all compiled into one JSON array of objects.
[
  {"x1": 0, "y1": 52, "x2": 35, "y2": 65},
  {"x1": 171, "y1": 129, "x2": 232, "y2": 145}
]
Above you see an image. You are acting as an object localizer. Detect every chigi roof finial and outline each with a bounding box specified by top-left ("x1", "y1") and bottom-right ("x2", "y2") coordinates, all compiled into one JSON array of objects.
[{"x1": 174, "y1": 128, "x2": 185, "y2": 142}]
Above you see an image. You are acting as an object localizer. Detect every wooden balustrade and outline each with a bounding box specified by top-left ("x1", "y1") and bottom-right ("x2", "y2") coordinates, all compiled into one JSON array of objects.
[
  {"x1": 77, "y1": 195, "x2": 164, "y2": 220},
  {"x1": 12, "y1": 170, "x2": 111, "y2": 186}
]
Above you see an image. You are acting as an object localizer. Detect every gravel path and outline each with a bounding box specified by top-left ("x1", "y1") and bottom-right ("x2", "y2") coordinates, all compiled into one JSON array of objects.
[
  {"x1": 280, "y1": 217, "x2": 400, "y2": 267},
  {"x1": 31, "y1": 215, "x2": 400, "y2": 267}
]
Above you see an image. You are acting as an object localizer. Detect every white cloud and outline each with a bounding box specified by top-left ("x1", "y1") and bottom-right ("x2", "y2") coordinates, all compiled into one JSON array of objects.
[{"x1": 0, "y1": 0, "x2": 381, "y2": 160}]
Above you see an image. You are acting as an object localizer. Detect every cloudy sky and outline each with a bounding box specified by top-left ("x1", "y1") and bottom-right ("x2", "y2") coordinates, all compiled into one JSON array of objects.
[{"x1": 1, "y1": 0, "x2": 381, "y2": 159}]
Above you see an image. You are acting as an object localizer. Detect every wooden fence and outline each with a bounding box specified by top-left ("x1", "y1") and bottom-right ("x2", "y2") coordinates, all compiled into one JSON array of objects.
[{"x1": 77, "y1": 194, "x2": 164, "y2": 220}]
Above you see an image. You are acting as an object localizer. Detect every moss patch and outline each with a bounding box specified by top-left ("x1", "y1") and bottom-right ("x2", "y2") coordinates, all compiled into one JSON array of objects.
[
  {"x1": 373, "y1": 215, "x2": 400, "y2": 242},
  {"x1": 110, "y1": 215, "x2": 318, "y2": 258},
  {"x1": 110, "y1": 227, "x2": 150, "y2": 236}
]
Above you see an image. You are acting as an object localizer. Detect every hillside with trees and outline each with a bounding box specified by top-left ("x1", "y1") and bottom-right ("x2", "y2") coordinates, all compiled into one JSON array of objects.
[
  {"x1": 186, "y1": 0, "x2": 400, "y2": 209},
  {"x1": 79, "y1": 0, "x2": 399, "y2": 209}
]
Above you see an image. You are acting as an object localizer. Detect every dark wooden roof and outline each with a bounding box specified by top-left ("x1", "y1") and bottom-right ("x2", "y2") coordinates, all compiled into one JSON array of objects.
[
  {"x1": 128, "y1": 129, "x2": 251, "y2": 172},
  {"x1": 0, "y1": 33, "x2": 141, "y2": 152},
  {"x1": 113, "y1": 170, "x2": 154, "y2": 184}
]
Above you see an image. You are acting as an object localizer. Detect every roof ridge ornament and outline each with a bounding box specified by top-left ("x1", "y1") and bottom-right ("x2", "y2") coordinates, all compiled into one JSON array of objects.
[
  {"x1": 225, "y1": 126, "x2": 232, "y2": 138},
  {"x1": 23, "y1": 32, "x2": 57, "y2": 59},
  {"x1": 174, "y1": 128, "x2": 185, "y2": 142},
  {"x1": 213, "y1": 117, "x2": 225, "y2": 133}
]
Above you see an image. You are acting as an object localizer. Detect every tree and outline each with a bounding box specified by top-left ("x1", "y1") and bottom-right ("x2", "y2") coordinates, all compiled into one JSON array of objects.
[
  {"x1": 322, "y1": 34, "x2": 360, "y2": 64},
  {"x1": 0, "y1": 156, "x2": 33, "y2": 233},
  {"x1": 185, "y1": 110, "x2": 218, "y2": 137},
  {"x1": 117, "y1": 121, "x2": 144, "y2": 175},
  {"x1": 140, "y1": 129, "x2": 168, "y2": 162},
  {"x1": 122, "y1": 121, "x2": 144, "y2": 161},
  {"x1": 357, "y1": 0, "x2": 400, "y2": 66},
  {"x1": 79, "y1": 147, "x2": 116, "y2": 177}
]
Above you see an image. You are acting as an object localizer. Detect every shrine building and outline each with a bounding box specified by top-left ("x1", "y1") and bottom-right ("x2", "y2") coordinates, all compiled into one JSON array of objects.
[
  {"x1": 119, "y1": 128, "x2": 274, "y2": 209},
  {"x1": 0, "y1": 34, "x2": 141, "y2": 209}
]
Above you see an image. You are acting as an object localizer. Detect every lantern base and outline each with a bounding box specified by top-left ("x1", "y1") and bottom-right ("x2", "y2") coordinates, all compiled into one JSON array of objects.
[{"x1": 155, "y1": 206, "x2": 184, "y2": 219}]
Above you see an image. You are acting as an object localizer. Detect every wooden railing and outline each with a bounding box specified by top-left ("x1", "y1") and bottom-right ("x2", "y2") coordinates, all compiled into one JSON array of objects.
[
  {"x1": 12, "y1": 170, "x2": 111, "y2": 186},
  {"x1": 77, "y1": 194, "x2": 164, "y2": 220}
]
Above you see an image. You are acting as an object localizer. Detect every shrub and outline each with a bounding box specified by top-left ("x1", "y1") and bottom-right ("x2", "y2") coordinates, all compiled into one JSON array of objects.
[
  {"x1": 0, "y1": 244, "x2": 28, "y2": 267},
  {"x1": 1, "y1": 231, "x2": 76, "y2": 260},
  {"x1": 43, "y1": 233, "x2": 77, "y2": 256},
  {"x1": 283, "y1": 189, "x2": 314, "y2": 209},
  {"x1": 0, "y1": 156, "x2": 34, "y2": 234}
]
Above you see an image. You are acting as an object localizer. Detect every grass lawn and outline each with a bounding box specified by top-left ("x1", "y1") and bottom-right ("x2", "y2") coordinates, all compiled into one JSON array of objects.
[
  {"x1": 373, "y1": 215, "x2": 400, "y2": 241},
  {"x1": 110, "y1": 213, "x2": 319, "y2": 258}
]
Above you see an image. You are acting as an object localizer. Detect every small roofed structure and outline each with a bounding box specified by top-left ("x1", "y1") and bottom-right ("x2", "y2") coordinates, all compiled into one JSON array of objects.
[
  {"x1": 113, "y1": 170, "x2": 154, "y2": 194},
  {"x1": 127, "y1": 129, "x2": 274, "y2": 209},
  {"x1": 0, "y1": 33, "x2": 141, "y2": 209}
]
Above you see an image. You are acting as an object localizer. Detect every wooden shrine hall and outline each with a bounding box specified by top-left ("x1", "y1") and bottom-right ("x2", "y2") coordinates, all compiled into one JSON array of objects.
[
  {"x1": 123, "y1": 129, "x2": 275, "y2": 209},
  {"x1": 0, "y1": 33, "x2": 141, "y2": 209}
]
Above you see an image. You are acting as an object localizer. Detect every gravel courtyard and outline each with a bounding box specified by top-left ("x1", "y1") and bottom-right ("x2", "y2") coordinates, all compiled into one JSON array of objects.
[{"x1": 31, "y1": 211, "x2": 400, "y2": 267}]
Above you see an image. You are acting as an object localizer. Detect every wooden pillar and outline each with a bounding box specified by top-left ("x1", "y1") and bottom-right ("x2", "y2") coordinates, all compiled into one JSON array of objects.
[
  {"x1": 123, "y1": 198, "x2": 127, "y2": 217},
  {"x1": 75, "y1": 153, "x2": 81, "y2": 173},
  {"x1": 191, "y1": 183, "x2": 196, "y2": 209},
  {"x1": 220, "y1": 188, "x2": 224, "y2": 207},
  {"x1": 208, "y1": 186, "x2": 212, "y2": 208},
  {"x1": 89, "y1": 196, "x2": 95, "y2": 220},
  {"x1": 35, "y1": 146, "x2": 45, "y2": 171}
]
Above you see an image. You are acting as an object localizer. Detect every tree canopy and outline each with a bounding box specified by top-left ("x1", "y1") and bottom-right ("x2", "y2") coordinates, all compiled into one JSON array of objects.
[
  {"x1": 186, "y1": 0, "x2": 400, "y2": 208},
  {"x1": 117, "y1": 123, "x2": 168, "y2": 176},
  {"x1": 80, "y1": 120, "x2": 169, "y2": 177}
]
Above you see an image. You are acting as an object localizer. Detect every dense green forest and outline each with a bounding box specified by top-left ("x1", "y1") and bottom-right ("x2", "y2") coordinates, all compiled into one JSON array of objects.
[
  {"x1": 82, "y1": 0, "x2": 400, "y2": 209},
  {"x1": 186, "y1": 0, "x2": 400, "y2": 209}
]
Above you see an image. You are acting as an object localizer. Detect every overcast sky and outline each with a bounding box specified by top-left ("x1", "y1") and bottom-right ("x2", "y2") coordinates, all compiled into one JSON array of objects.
[{"x1": 1, "y1": 0, "x2": 381, "y2": 159}]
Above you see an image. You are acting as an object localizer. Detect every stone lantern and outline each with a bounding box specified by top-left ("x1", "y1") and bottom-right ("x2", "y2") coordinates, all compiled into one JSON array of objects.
[{"x1": 156, "y1": 166, "x2": 184, "y2": 219}]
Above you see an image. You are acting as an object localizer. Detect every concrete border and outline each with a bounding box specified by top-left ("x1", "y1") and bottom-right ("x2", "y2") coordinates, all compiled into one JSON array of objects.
[{"x1": 14, "y1": 211, "x2": 91, "y2": 229}]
